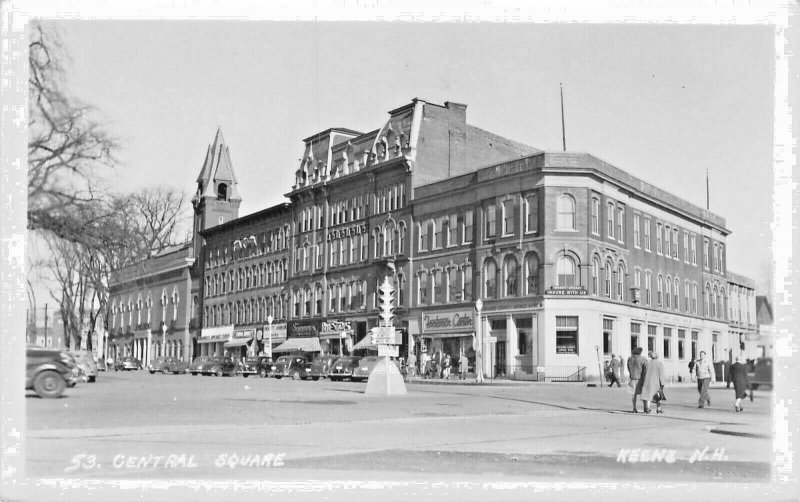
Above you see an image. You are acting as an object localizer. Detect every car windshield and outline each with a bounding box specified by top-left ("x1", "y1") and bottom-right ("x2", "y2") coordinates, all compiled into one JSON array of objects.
[
  {"x1": 244, "y1": 357, "x2": 261, "y2": 363},
  {"x1": 209, "y1": 357, "x2": 223, "y2": 362},
  {"x1": 193, "y1": 356, "x2": 208, "y2": 363},
  {"x1": 276, "y1": 356, "x2": 292, "y2": 363}
]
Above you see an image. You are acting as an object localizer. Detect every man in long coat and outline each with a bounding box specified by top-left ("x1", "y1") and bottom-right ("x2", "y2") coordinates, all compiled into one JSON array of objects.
[{"x1": 637, "y1": 351, "x2": 666, "y2": 414}]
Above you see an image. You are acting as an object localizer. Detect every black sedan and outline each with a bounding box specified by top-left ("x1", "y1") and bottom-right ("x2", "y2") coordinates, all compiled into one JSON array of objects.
[
  {"x1": 328, "y1": 356, "x2": 362, "y2": 382},
  {"x1": 239, "y1": 356, "x2": 273, "y2": 378}
]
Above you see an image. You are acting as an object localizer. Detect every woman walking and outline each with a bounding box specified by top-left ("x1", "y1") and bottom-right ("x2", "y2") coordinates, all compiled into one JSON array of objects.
[
  {"x1": 627, "y1": 347, "x2": 647, "y2": 413},
  {"x1": 730, "y1": 356, "x2": 750, "y2": 412},
  {"x1": 637, "y1": 352, "x2": 666, "y2": 414}
]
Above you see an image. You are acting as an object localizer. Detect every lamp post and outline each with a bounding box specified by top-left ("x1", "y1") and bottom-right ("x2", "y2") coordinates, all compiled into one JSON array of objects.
[
  {"x1": 266, "y1": 315, "x2": 274, "y2": 359},
  {"x1": 161, "y1": 322, "x2": 167, "y2": 360},
  {"x1": 475, "y1": 299, "x2": 483, "y2": 383}
]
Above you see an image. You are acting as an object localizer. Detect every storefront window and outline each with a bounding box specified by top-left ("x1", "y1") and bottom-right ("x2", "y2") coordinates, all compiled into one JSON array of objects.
[
  {"x1": 647, "y1": 325, "x2": 657, "y2": 353},
  {"x1": 556, "y1": 316, "x2": 578, "y2": 354},
  {"x1": 677, "y1": 329, "x2": 685, "y2": 359},
  {"x1": 663, "y1": 327, "x2": 672, "y2": 358},
  {"x1": 603, "y1": 318, "x2": 613, "y2": 355},
  {"x1": 630, "y1": 322, "x2": 640, "y2": 352}
]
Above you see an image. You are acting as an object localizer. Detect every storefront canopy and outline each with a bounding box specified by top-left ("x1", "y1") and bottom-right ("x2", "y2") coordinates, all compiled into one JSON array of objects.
[
  {"x1": 223, "y1": 338, "x2": 251, "y2": 348},
  {"x1": 351, "y1": 336, "x2": 378, "y2": 351},
  {"x1": 273, "y1": 337, "x2": 321, "y2": 353}
]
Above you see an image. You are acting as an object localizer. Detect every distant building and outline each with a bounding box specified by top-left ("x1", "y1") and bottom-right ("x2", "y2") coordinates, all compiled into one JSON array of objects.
[{"x1": 755, "y1": 295, "x2": 775, "y2": 358}]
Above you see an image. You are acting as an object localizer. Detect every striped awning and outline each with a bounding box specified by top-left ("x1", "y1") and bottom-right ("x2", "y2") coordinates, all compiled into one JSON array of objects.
[
  {"x1": 351, "y1": 336, "x2": 378, "y2": 351},
  {"x1": 273, "y1": 337, "x2": 321, "y2": 353},
  {"x1": 223, "y1": 338, "x2": 251, "y2": 348}
]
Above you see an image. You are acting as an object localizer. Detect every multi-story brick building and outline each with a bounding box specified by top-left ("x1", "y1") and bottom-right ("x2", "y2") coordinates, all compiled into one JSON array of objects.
[{"x1": 111, "y1": 99, "x2": 762, "y2": 382}]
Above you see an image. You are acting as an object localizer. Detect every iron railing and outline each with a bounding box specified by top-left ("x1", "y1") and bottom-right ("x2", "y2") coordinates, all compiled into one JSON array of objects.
[{"x1": 493, "y1": 364, "x2": 586, "y2": 382}]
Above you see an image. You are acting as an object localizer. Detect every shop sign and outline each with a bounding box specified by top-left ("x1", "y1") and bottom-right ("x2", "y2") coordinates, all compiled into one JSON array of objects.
[
  {"x1": 327, "y1": 223, "x2": 367, "y2": 241},
  {"x1": 288, "y1": 319, "x2": 322, "y2": 338},
  {"x1": 422, "y1": 310, "x2": 474, "y2": 333},
  {"x1": 233, "y1": 329, "x2": 254, "y2": 340},
  {"x1": 481, "y1": 301, "x2": 540, "y2": 312},
  {"x1": 320, "y1": 320, "x2": 353, "y2": 336},
  {"x1": 265, "y1": 322, "x2": 288, "y2": 342},
  {"x1": 556, "y1": 345, "x2": 577, "y2": 354},
  {"x1": 545, "y1": 286, "x2": 588, "y2": 296}
]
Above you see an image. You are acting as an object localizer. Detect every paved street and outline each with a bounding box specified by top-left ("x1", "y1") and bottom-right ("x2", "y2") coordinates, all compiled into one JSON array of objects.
[{"x1": 22, "y1": 370, "x2": 779, "y2": 500}]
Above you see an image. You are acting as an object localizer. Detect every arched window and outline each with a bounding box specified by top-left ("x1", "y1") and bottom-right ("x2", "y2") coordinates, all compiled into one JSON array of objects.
[
  {"x1": 484, "y1": 259, "x2": 498, "y2": 298},
  {"x1": 398, "y1": 223, "x2": 406, "y2": 255},
  {"x1": 462, "y1": 264, "x2": 473, "y2": 302},
  {"x1": 304, "y1": 286, "x2": 312, "y2": 316},
  {"x1": 417, "y1": 273, "x2": 429, "y2": 305},
  {"x1": 617, "y1": 264, "x2": 625, "y2": 300},
  {"x1": 217, "y1": 183, "x2": 228, "y2": 200},
  {"x1": 557, "y1": 256, "x2": 576, "y2": 286},
  {"x1": 433, "y1": 269, "x2": 444, "y2": 303},
  {"x1": 712, "y1": 286, "x2": 718, "y2": 317},
  {"x1": 447, "y1": 267, "x2": 458, "y2": 302},
  {"x1": 645, "y1": 272, "x2": 652, "y2": 305},
  {"x1": 525, "y1": 254, "x2": 539, "y2": 295},
  {"x1": 705, "y1": 285, "x2": 711, "y2": 315},
  {"x1": 604, "y1": 262, "x2": 612, "y2": 297},
  {"x1": 556, "y1": 195, "x2": 576, "y2": 230},
  {"x1": 591, "y1": 258, "x2": 600, "y2": 295},
  {"x1": 385, "y1": 221, "x2": 395, "y2": 256},
  {"x1": 674, "y1": 278, "x2": 680, "y2": 310},
  {"x1": 504, "y1": 255, "x2": 518, "y2": 296},
  {"x1": 657, "y1": 275, "x2": 663, "y2": 306},
  {"x1": 665, "y1": 276, "x2": 672, "y2": 309}
]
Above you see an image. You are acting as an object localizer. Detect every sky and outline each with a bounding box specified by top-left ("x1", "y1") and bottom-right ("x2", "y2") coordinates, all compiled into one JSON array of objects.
[{"x1": 44, "y1": 19, "x2": 776, "y2": 293}]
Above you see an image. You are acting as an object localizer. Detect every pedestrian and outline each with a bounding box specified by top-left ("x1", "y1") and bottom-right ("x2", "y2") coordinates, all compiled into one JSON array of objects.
[
  {"x1": 618, "y1": 354, "x2": 626, "y2": 384},
  {"x1": 443, "y1": 354, "x2": 452, "y2": 379},
  {"x1": 695, "y1": 350, "x2": 716, "y2": 408},
  {"x1": 637, "y1": 351, "x2": 666, "y2": 414},
  {"x1": 407, "y1": 352, "x2": 417, "y2": 379},
  {"x1": 608, "y1": 354, "x2": 621, "y2": 387},
  {"x1": 688, "y1": 357, "x2": 696, "y2": 376},
  {"x1": 724, "y1": 357, "x2": 732, "y2": 388},
  {"x1": 459, "y1": 351, "x2": 469, "y2": 380},
  {"x1": 420, "y1": 352, "x2": 429, "y2": 379},
  {"x1": 107, "y1": 355, "x2": 115, "y2": 372},
  {"x1": 730, "y1": 356, "x2": 750, "y2": 412},
  {"x1": 627, "y1": 347, "x2": 647, "y2": 413}
]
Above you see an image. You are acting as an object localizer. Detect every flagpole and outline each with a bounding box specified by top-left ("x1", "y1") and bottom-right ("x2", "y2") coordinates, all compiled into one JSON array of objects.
[
  {"x1": 706, "y1": 168, "x2": 710, "y2": 210},
  {"x1": 560, "y1": 83, "x2": 567, "y2": 152}
]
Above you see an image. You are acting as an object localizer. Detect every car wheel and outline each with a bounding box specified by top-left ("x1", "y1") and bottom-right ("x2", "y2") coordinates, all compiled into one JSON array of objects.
[
  {"x1": 149, "y1": 370, "x2": 155, "y2": 374},
  {"x1": 312, "y1": 377, "x2": 319, "y2": 381},
  {"x1": 88, "y1": 376, "x2": 96, "y2": 383},
  {"x1": 33, "y1": 370, "x2": 66, "y2": 399},
  {"x1": 291, "y1": 371, "x2": 300, "y2": 380},
  {"x1": 215, "y1": 368, "x2": 224, "y2": 377},
  {"x1": 259, "y1": 368, "x2": 268, "y2": 378},
  {"x1": 242, "y1": 373, "x2": 249, "y2": 378},
  {"x1": 162, "y1": 368, "x2": 170, "y2": 375},
  {"x1": 275, "y1": 376, "x2": 282, "y2": 380}
]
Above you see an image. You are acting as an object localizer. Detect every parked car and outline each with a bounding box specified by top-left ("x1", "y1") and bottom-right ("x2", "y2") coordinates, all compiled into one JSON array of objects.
[
  {"x1": 328, "y1": 356, "x2": 362, "y2": 382},
  {"x1": 269, "y1": 354, "x2": 313, "y2": 379},
  {"x1": 26, "y1": 345, "x2": 79, "y2": 398},
  {"x1": 115, "y1": 356, "x2": 142, "y2": 371},
  {"x1": 239, "y1": 356, "x2": 274, "y2": 378},
  {"x1": 69, "y1": 350, "x2": 98, "y2": 382},
  {"x1": 747, "y1": 357, "x2": 773, "y2": 390},
  {"x1": 202, "y1": 356, "x2": 237, "y2": 376},
  {"x1": 351, "y1": 356, "x2": 400, "y2": 382},
  {"x1": 304, "y1": 354, "x2": 338, "y2": 380},
  {"x1": 148, "y1": 357, "x2": 189, "y2": 374},
  {"x1": 188, "y1": 356, "x2": 210, "y2": 375}
]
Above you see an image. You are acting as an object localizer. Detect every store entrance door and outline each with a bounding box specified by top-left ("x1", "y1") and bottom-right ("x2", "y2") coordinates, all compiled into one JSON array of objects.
[{"x1": 495, "y1": 341, "x2": 507, "y2": 377}]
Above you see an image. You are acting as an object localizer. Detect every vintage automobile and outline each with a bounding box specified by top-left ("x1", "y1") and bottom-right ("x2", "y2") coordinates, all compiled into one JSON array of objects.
[
  {"x1": 147, "y1": 356, "x2": 189, "y2": 375},
  {"x1": 115, "y1": 356, "x2": 143, "y2": 371},
  {"x1": 269, "y1": 354, "x2": 313, "y2": 379},
  {"x1": 69, "y1": 350, "x2": 98, "y2": 382},
  {"x1": 188, "y1": 356, "x2": 210, "y2": 375},
  {"x1": 239, "y1": 356, "x2": 274, "y2": 378},
  {"x1": 202, "y1": 356, "x2": 237, "y2": 377},
  {"x1": 351, "y1": 356, "x2": 400, "y2": 382},
  {"x1": 26, "y1": 345, "x2": 79, "y2": 398},
  {"x1": 306, "y1": 354, "x2": 339, "y2": 380},
  {"x1": 747, "y1": 357, "x2": 773, "y2": 390},
  {"x1": 328, "y1": 356, "x2": 362, "y2": 382}
]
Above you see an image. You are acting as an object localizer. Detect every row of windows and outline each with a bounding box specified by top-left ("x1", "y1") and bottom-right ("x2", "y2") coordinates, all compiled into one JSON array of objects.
[
  {"x1": 204, "y1": 260, "x2": 289, "y2": 297},
  {"x1": 290, "y1": 276, "x2": 407, "y2": 318},
  {"x1": 206, "y1": 226, "x2": 291, "y2": 269},
  {"x1": 486, "y1": 193, "x2": 540, "y2": 240},
  {"x1": 590, "y1": 197, "x2": 625, "y2": 243},
  {"x1": 416, "y1": 265, "x2": 474, "y2": 305},
  {"x1": 295, "y1": 222, "x2": 410, "y2": 272},
  {"x1": 419, "y1": 211, "x2": 472, "y2": 252},
  {"x1": 204, "y1": 296, "x2": 288, "y2": 327}
]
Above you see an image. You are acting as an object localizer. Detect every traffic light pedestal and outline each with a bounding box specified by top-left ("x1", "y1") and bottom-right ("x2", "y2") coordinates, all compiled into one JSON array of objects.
[{"x1": 365, "y1": 356, "x2": 407, "y2": 396}]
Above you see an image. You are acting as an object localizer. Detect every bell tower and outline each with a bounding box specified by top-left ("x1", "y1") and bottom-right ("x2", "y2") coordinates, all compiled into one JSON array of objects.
[{"x1": 191, "y1": 127, "x2": 242, "y2": 254}]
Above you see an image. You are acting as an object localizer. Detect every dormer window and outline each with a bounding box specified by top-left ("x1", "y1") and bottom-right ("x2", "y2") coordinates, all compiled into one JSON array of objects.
[{"x1": 217, "y1": 183, "x2": 228, "y2": 201}]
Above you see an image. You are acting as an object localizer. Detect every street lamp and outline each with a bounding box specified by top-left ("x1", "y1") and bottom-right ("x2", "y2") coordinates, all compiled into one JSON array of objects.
[
  {"x1": 266, "y1": 315, "x2": 274, "y2": 359},
  {"x1": 475, "y1": 299, "x2": 483, "y2": 383}
]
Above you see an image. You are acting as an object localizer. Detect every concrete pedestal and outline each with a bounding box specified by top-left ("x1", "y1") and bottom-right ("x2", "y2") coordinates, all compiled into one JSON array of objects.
[{"x1": 364, "y1": 357, "x2": 407, "y2": 396}]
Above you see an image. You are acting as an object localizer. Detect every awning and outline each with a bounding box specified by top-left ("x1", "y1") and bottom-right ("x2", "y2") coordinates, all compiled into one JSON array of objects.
[
  {"x1": 198, "y1": 338, "x2": 224, "y2": 344},
  {"x1": 420, "y1": 332, "x2": 472, "y2": 339},
  {"x1": 224, "y1": 338, "x2": 251, "y2": 348},
  {"x1": 273, "y1": 337, "x2": 321, "y2": 353},
  {"x1": 319, "y1": 332, "x2": 352, "y2": 340},
  {"x1": 352, "y1": 336, "x2": 378, "y2": 351}
]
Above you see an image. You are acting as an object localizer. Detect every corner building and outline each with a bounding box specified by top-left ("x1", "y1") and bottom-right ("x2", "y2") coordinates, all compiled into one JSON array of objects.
[{"x1": 193, "y1": 98, "x2": 757, "y2": 382}]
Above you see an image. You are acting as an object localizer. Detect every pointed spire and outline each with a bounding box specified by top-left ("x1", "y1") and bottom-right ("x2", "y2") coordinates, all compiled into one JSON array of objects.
[{"x1": 195, "y1": 127, "x2": 242, "y2": 201}]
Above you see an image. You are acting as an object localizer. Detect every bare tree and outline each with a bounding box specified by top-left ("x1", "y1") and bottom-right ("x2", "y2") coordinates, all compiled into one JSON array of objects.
[{"x1": 28, "y1": 21, "x2": 117, "y2": 242}]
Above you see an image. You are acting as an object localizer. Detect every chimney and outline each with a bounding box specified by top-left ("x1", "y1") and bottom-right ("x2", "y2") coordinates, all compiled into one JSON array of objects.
[{"x1": 444, "y1": 101, "x2": 467, "y2": 123}]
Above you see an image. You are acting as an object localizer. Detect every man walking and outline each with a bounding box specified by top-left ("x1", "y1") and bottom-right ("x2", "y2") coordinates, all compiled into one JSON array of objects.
[
  {"x1": 695, "y1": 350, "x2": 716, "y2": 408},
  {"x1": 608, "y1": 354, "x2": 621, "y2": 387},
  {"x1": 627, "y1": 347, "x2": 647, "y2": 413}
]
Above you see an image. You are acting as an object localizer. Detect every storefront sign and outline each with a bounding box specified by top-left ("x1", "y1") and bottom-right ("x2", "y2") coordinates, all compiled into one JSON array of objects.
[
  {"x1": 200, "y1": 324, "x2": 234, "y2": 342},
  {"x1": 264, "y1": 323, "x2": 288, "y2": 342},
  {"x1": 556, "y1": 345, "x2": 577, "y2": 354},
  {"x1": 327, "y1": 223, "x2": 367, "y2": 241},
  {"x1": 320, "y1": 320, "x2": 353, "y2": 335},
  {"x1": 481, "y1": 301, "x2": 540, "y2": 312},
  {"x1": 233, "y1": 329, "x2": 254, "y2": 340},
  {"x1": 545, "y1": 286, "x2": 588, "y2": 296},
  {"x1": 288, "y1": 319, "x2": 322, "y2": 338},
  {"x1": 422, "y1": 310, "x2": 474, "y2": 333}
]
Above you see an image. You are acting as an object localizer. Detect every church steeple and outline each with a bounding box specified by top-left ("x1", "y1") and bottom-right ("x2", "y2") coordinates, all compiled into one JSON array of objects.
[{"x1": 192, "y1": 127, "x2": 242, "y2": 240}]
